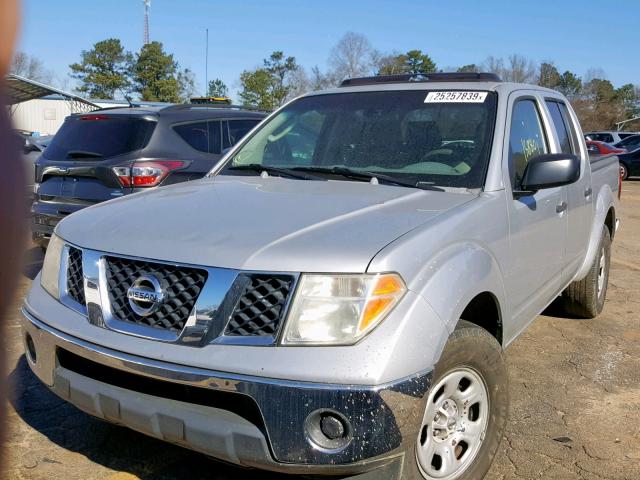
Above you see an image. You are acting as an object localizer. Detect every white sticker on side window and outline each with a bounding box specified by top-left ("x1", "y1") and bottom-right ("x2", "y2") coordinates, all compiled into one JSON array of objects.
[{"x1": 425, "y1": 91, "x2": 488, "y2": 103}]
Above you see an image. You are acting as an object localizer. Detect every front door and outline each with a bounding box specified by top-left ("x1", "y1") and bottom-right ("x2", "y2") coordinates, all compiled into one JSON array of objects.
[{"x1": 503, "y1": 94, "x2": 568, "y2": 339}]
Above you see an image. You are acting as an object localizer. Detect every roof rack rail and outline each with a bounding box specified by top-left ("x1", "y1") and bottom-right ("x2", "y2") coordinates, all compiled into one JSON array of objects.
[
  {"x1": 340, "y1": 72, "x2": 502, "y2": 87},
  {"x1": 160, "y1": 103, "x2": 268, "y2": 113}
]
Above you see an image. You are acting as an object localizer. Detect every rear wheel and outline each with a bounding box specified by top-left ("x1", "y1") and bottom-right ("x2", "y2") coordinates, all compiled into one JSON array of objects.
[
  {"x1": 619, "y1": 163, "x2": 628, "y2": 180},
  {"x1": 401, "y1": 321, "x2": 508, "y2": 480},
  {"x1": 562, "y1": 225, "x2": 611, "y2": 318}
]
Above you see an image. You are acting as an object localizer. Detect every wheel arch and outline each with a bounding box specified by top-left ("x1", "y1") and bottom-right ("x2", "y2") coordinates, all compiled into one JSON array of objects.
[
  {"x1": 574, "y1": 182, "x2": 615, "y2": 280},
  {"x1": 458, "y1": 292, "x2": 503, "y2": 345},
  {"x1": 605, "y1": 205, "x2": 616, "y2": 241},
  {"x1": 409, "y1": 241, "x2": 508, "y2": 347}
]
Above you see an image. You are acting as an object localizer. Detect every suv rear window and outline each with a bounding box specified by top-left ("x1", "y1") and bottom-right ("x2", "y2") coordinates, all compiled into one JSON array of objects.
[{"x1": 44, "y1": 115, "x2": 156, "y2": 160}]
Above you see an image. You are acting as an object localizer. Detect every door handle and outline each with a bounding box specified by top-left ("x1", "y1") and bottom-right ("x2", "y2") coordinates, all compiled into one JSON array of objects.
[
  {"x1": 556, "y1": 201, "x2": 568, "y2": 213},
  {"x1": 584, "y1": 186, "x2": 592, "y2": 198}
]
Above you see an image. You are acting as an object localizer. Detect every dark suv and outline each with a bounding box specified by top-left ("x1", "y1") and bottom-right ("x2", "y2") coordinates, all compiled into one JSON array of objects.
[{"x1": 32, "y1": 104, "x2": 266, "y2": 247}]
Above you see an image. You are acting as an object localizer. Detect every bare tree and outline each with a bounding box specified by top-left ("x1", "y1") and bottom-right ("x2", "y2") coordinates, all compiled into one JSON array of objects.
[
  {"x1": 286, "y1": 66, "x2": 311, "y2": 100},
  {"x1": 504, "y1": 55, "x2": 537, "y2": 83},
  {"x1": 309, "y1": 65, "x2": 338, "y2": 90},
  {"x1": 371, "y1": 50, "x2": 402, "y2": 75},
  {"x1": 481, "y1": 55, "x2": 536, "y2": 83},
  {"x1": 328, "y1": 32, "x2": 375, "y2": 81},
  {"x1": 481, "y1": 56, "x2": 505, "y2": 78},
  {"x1": 583, "y1": 67, "x2": 607, "y2": 84},
  {"x1": 10, "y1": 51, "x2": 53, "y2": 84}
]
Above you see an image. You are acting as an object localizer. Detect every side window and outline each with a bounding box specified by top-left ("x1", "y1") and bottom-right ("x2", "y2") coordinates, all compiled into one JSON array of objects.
[
  {"x1": 208, "y1": 121, "x2": 222, "y2": 154},
  {"x1": 602, "y1": 134, "x2": 613, "y2": 143},
  {"x1": 545, "y1": 100, "x2": 572, "y2": 154},
  {"x1": 509, "y1": 99, "x2": 548, "y2": 187},
  {"x1": 225, "y1": 119, "x2": 260, "y2": 148},
  {"x1": 174, "y1": 122, "x2": 209, "y2": 153},
  {"x1": 557, "y1": 103, "x2": 581, "y2": 155}
]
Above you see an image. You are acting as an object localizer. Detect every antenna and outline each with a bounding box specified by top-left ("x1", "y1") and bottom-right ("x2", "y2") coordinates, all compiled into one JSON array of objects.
[
  {"x1": 205, "y1": 28, "x2": 209, "y2": 96},
  {"x1": 143, "y1": 0, "x2": 151, "y2": 45}
]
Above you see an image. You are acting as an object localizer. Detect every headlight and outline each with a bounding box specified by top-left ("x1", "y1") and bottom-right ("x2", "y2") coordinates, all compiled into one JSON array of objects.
[
  {"x1": 41, "y1": 233, "x2": 64, "y2": 299},
  {"x1": 282, "y1": 273, "x2": 406, "y2": 345}
]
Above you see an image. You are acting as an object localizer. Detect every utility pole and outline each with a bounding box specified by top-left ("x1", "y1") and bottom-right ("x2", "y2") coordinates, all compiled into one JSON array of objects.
[
  {"x1": 143, "y1": 0, "x2": 151, "y2": 45},
  {"x1": 205, "y1": 28, "x2": 209, "y2": 96}
]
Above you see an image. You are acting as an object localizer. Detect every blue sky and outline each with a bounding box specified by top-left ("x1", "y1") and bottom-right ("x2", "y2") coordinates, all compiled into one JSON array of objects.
[{"x1": 17, "y1": 0, "x2": 639, "y2": 100}]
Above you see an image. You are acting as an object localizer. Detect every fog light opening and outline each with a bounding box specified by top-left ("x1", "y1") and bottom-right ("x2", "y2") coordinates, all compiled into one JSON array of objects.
[
  {"x1": 25, "y1": 333, "x2": 37, "y2": 364},
  {"x1": 304, "y1": 409, "x2": 353, "y2": 453}
]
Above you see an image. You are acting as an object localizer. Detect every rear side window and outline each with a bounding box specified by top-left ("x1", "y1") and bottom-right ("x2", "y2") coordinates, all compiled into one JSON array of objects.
[
  {"x1": 224, "y1": 119, "x2": 261, "y2": 149},
  {"x1": 545, "y1": 100, "x2": 572, "y2": 154},
  {"x1": 174, "y1": 121, "x2": 222, "y2": 154},
  {"x1": 44, "y1": 115, "x2": 156, "y2": 160},
  {"x1": 557, "y1": 103, "x2": 581, "y2": 154},
  {"x1": 509, "y1": 99, "x2": 548, "y2": 187}
]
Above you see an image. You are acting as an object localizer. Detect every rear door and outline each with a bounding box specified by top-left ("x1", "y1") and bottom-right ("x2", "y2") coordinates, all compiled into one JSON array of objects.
[
  {"x1": 36, "y1": 114, "x2": 156, "y2": 206},
  {"x1": 544, "y1": 99, "x2": 592, "y2": 278},
  {"x1": 171, "y1": 120, "x2": 224, "y2": 177},
  {"x1": 503, "y1": 93, "x2": 568, "y2": 338}
]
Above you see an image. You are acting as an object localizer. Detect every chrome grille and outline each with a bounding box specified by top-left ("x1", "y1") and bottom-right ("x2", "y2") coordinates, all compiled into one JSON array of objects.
[
  {"x1": 105, "y1": 256, "x2": 208, "y2": 333},
  {"x1": 225, "y1": 275, "x2": 294, "y2": 336},
  {"x1": 66, "y1": 247, "x2": 85, "y2": 305}
]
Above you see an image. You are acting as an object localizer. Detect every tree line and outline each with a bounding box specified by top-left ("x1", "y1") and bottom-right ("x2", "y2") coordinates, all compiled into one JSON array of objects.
[
  {"x1": 9, "y1": 32, "x2": 640, "y2": 130},
  {"x1": 234, "y1": 33, "x2": 639, "y2": 131}
]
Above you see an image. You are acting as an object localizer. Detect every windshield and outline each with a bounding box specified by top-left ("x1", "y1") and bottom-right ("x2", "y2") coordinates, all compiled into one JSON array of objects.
[{"x1": 218, "y1": 90, "x2": 497, "y2": 189}]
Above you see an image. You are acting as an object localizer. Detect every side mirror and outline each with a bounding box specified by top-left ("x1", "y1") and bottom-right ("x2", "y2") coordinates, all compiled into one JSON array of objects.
[{"x1": 518, "y1": 153, "x2": 580, "y2": 193}]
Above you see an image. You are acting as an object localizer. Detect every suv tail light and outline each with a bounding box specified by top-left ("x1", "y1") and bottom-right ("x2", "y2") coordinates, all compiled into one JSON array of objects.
[{"x1": 113, "y1": 161, "x2": 186, "y2": 187}]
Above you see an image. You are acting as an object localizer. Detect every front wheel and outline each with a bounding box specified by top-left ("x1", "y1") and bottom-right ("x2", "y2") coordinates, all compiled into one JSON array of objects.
[{"x1": 404, "y1": 321, "x2": 509, "y2": 480}]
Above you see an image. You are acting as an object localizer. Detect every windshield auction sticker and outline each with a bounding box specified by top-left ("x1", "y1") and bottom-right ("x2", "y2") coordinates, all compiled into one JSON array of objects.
[{"x1": 425, "y1": 91, "x2": 488, "y2": 103}]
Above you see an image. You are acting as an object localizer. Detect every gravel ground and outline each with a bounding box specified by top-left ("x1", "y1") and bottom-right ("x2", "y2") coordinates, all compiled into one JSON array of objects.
[{"x1": 3, "y1": 182, "x2": 640, "y2": 480}]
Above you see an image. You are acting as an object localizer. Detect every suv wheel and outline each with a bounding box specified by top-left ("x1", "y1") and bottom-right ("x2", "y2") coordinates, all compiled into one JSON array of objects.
[
  {"x1": 620, "y1": 163, "x2": 628, "y2": 180},
  {"x1": 401, "y1": 321, "x2": 508, "y2": 480}
]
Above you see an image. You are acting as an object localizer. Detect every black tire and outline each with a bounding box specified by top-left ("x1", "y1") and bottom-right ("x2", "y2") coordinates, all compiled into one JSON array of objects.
[
  {"x1": 562, "y1": 225, "x2": 611, "y2": 318},
  {"x1": 619, "y1": 163, "x2": 628, "y2": 181},
  {"x1": 398, "y1": 321, "x2": 509, "y2": 480}
]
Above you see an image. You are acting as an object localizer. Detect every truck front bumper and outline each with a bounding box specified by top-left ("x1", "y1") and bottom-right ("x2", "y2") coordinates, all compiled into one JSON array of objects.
[{"x1": 21, "y1": 307, "x2": 432, "y2": 477}]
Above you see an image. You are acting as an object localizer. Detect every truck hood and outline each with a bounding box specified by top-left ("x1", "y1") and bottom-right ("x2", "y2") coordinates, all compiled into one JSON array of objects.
[{"x1": 57, "y1": 176, "x2": 476, "y2": 272}]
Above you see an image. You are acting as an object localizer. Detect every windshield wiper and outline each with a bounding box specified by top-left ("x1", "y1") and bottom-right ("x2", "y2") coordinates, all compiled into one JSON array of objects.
[
  {"x1": 291, "y1": 166, "x2": 444, "y2": 191},
  {"x1": 65, "y1": 150, "x2": 103, "y2": 159},
  {"x1": 226, "y1": 164, "x2": 323, "y2": 181}
]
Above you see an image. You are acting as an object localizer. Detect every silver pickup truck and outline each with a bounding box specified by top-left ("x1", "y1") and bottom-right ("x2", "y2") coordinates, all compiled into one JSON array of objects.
[{"x1": 22, "y1": 73, "x2": 620, "y2": 480}]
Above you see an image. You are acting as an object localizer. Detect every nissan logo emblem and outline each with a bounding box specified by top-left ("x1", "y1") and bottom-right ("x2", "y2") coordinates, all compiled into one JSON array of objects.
[{"x1": 127, "y1": 274, "x2": 165, "y2": 317}]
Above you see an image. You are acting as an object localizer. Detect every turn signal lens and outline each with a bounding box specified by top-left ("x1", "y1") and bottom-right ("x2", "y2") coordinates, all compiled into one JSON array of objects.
[{"x1": 282, "y1": 273, "x2": 406, "y2": 345}]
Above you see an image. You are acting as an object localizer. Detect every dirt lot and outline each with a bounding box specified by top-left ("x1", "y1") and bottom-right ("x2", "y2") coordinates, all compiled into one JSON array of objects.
[{"x1": 3, "y1": 183, "x2": 640, "y2": 480}]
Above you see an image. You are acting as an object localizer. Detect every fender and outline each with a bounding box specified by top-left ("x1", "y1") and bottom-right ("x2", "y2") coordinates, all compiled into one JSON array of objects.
[
  {"x1": 408, "y1": 241, "x2": 508, "y2": 340},
  {"x1": 573, "y1": 181, "x2": 615, "y2": 281}
]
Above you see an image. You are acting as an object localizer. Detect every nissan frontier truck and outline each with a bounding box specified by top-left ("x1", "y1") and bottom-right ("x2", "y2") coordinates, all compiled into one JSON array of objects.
[{"x1": 22, "y1": 72, "x2": 620, "y2": 480}]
